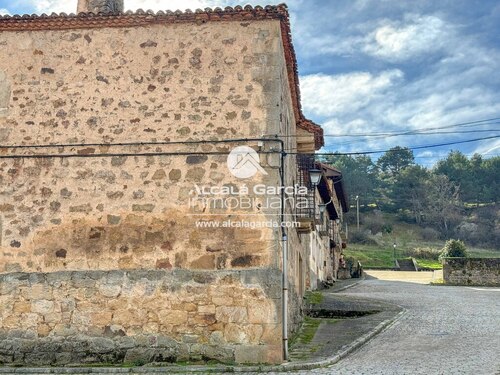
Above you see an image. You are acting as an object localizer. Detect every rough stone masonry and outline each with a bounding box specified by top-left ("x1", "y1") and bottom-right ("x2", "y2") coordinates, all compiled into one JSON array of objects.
[
  {"x1": 0, "y1": 269, "x2": 282, "y2": 365},
  {"x1": 0, "y1": 5, "x2": 311, "y2": 365},
  {"x1": 443, "y1": 258, "x2": 500, "y2": 286}
]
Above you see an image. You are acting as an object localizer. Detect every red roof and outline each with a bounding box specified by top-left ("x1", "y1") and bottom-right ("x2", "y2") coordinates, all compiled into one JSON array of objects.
[{"x1": 0, "y1": 5, "x2": 324, "y2": 149}]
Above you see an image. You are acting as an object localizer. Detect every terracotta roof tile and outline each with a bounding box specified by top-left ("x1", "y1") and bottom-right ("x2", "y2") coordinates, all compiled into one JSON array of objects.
[{"x1": 0, "y1": 4, "x2": 324, "y2": 149}]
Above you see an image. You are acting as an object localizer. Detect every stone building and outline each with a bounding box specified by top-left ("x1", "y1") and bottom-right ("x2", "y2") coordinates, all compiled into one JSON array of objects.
[
  {"x1": 0, "y1": 1, "x2": 346, "y2": 365},
  {"x1": 294, "y1": 157, "x2": 349, "y2": 291}
]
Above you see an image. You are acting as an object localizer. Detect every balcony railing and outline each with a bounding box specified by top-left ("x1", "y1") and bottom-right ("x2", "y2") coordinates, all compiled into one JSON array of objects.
[
  {"x1": 295, "y1": 154, "x2": 316, "y2": 233},
  {"x1": 329, "y1": 220, "x2": 342, "y2": 247},
  {"x1": 318, "y1": 214, "x2": 329, "y2": 236}
]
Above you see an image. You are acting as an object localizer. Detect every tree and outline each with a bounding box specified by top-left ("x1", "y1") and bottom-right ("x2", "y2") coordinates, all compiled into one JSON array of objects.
[
  {"x1": 426, "y1": 174, "x2": 462, "y2": 235},
  {"x1": 391, "y1": 165, "x2": 429, "y2": 223},
  {"x1": 439, "y1": 239, "x2": 468, "y2": 260},
  {"x1": 321, "y1": 154, "x2": 380, "y2": 205},
  {"x1": 481, "y1": 156, "x2": 500, "y2": 203},
  {"x1": 435, "y1": 151, "x2": 500, "y2": 204},
  {"x1": 434, "y1": 151, "x2": 471, "y2": 200},
  {"x1": 469, "y1": 154, "x2": 484, "y2": 205},
  {"x1": 376, "y1": 146, "x2": 415, "y2": 178}
]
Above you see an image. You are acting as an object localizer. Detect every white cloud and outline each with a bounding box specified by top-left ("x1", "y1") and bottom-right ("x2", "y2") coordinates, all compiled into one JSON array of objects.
[
  {"x1": 416, "y1": 151, "x2": 436, "y2": 158},
  {"x1": 300, "y1": 35, "x2": 366, "y2": 57},
  {"x1": 0, "y1": 8, "x2": 10, "y2": 14},
  {"x1": 295, "y1": 13, "x2": 451, "y2": 61},
  {"x1": 473, "y1": 139, "x2": 500, "y2": 156},
  {"x1": 363, "y1": 15, "x2": 449, "y2": 61},
  {"x1": 25, "y1": 0, "x2": 219, "y2": 14},
  {"x1": 31, "y1": 0, "x2": 74, "y2": 13},
  {"x1": 300, "y1": 56, "x2": 500, "y2": 154},
  {"x1": 125, "y1": 0, "x2": 220, "y2": 12},
  {"x1": 300, "y1": 69, "x2": 403, "y2": 117}
]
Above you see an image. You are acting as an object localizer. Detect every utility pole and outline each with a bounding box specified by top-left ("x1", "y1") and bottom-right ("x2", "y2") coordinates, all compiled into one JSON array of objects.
[{"x1": 355, "y1": 195, "x2": 360, "y2": 230}]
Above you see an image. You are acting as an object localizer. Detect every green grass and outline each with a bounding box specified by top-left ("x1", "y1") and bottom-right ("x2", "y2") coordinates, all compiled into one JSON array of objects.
[
  {"x1": 345, "y1": 245, "x2": 445, "y2": 269},
  {"x1": 289, "y1": 317, "x2": 321, "y2": 347},
  {"x1": 468, "y1": 247, "x2": 500, "y2": 258},
  {"x1": 290, "y1": 317, "x2": 340, "y2": 348},
  {"x1": 346, "y1": 246, "x2": 500, "y2": 269},
  {"x1": 304, "y1": 291, "x2": 324, "y2": 305},
  {"x1": 344, "y1": 215, "x2": 499, "y2": 270},
  {"x1": 344, "y1": 245, "x2": 396, "y2": 268},
  {"x1": 415, "y1": 259, "x2": 442, "y2": 270},
  {"x1": 324, "y1": 318, "x2": 340, "y2": 324}
]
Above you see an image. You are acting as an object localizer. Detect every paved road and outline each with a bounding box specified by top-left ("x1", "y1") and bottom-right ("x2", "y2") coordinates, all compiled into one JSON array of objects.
[{"x1": 284, "y1": 271, "x2": 500, "y2": 375}]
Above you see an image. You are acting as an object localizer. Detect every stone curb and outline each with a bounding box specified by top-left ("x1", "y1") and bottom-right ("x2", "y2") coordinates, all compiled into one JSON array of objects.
[{"x1": 0, "y1": 308, "x2": 407, "y2": 374}]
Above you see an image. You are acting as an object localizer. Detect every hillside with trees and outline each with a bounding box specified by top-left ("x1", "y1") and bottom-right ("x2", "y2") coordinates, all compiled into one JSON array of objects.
[{"x1": 322, "y1": 148, "x2": 500, "y2": 249}]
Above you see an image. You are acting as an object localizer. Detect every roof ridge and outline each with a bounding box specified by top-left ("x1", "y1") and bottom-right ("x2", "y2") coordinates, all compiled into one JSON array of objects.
[{"x1": 0, "y1": 4, "x2": 289, "y2": 19}]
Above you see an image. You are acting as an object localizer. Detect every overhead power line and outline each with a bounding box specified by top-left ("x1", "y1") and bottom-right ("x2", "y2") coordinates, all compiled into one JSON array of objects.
[
  {"x1": 324, "y1": 127, "x2": 500, "y2": 138},
  {"x1": 414, "y1": 153, "x2": 500, "y2": 159},
  {"x1": 268, "y1": 118, "x2": 500, "y2": 139},
  {"x1": 310, "y1": 135, "x2": 500, "y2": 156},
  {"x1": 2, "y1": 135, "x2": 499, "y2": 160}
]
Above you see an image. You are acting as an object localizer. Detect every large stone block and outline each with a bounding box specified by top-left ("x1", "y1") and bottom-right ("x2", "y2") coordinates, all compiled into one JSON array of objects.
[
  {"x1": 31, "y1": 300, "x2": 54, "y2": 315},
  {"x1": 248, "y1": 300, "x2": 278, "y2": 324},
  {"x1": 158, "y1": 310, "x2": 188, "y2": 326},
  {"x1": 12, "y1": 301, "x2": 31, "y2": 314},
  {"x1": 215, "y1": 306, "x2": 248, "y2": 324},
  {"x1": 224, "y1": 323, "x2": 248, "y2": 344},
  {"x1": 234, "y1": 344, "x2": 282, "y2": 364}
]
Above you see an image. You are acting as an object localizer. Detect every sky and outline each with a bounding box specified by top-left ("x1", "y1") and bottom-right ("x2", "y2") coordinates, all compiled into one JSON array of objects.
[{"x1": 1, "y1": 0, "x2": 499, "y2": 166}]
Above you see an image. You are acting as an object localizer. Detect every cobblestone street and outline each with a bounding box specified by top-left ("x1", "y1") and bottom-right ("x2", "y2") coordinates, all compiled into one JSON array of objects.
[{"x1": 282, "y1": 271, "x2": 500, "y2": 374}]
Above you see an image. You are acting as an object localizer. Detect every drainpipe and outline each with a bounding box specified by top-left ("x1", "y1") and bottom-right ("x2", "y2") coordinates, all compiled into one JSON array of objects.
[
  {"x1": 282, "y1": 232, "x2": 289, "y2": 360},
  {"x1": 279, "y1": 141, "x2": 289, "y2": 361}
]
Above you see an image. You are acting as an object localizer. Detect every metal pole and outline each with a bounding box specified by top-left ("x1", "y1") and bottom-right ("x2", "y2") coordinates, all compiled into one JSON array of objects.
[
  {"x1": 279, "y1": 145, "x2": 288, "y2": 361},
  {"x1": 356, "y1": 196, "x2": 360, "y2": 230},
  {"x1": 393, "y1": 242, "x2": 396, "y2": 263},
  {"x1": 282, "y1": 234, "x2": 289, "y2": 361}
]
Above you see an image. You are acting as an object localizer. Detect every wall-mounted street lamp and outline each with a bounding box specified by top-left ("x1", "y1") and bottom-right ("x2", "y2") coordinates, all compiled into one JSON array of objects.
[{"x1": 309, "y1": 168, "x2": 322, "y2": 186}]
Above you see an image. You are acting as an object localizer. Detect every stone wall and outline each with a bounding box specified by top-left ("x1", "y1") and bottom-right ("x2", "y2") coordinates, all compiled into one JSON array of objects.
[
  {"x1": 0, "y1": 21, "x2": 278, "y2": 143},
  {"x1": 443, "y1": 258, "x2": 500, "y2": 286},
  {"x1": 0, "y1": 269, "x2": 282, "y2": 365},
  {"x1": 0, "y1": 153, "x2": 278, "y2": 274},
  {"x1": 0, "y1": 20, "x2": 287, "y2": 272},
  {"x1": 0, "y1": 17, "x2": 298, "y2": 364}
]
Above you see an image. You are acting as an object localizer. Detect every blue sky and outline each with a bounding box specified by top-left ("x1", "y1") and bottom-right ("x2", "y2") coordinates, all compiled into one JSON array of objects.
[{"x1": 1, "y1": 0, "x2": 499, "y2": 166}]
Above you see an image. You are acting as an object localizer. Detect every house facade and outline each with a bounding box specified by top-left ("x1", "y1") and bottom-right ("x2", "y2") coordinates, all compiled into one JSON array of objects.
[{"x1": 0, "y1": 1, "x2": 346, "y2": 365}]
